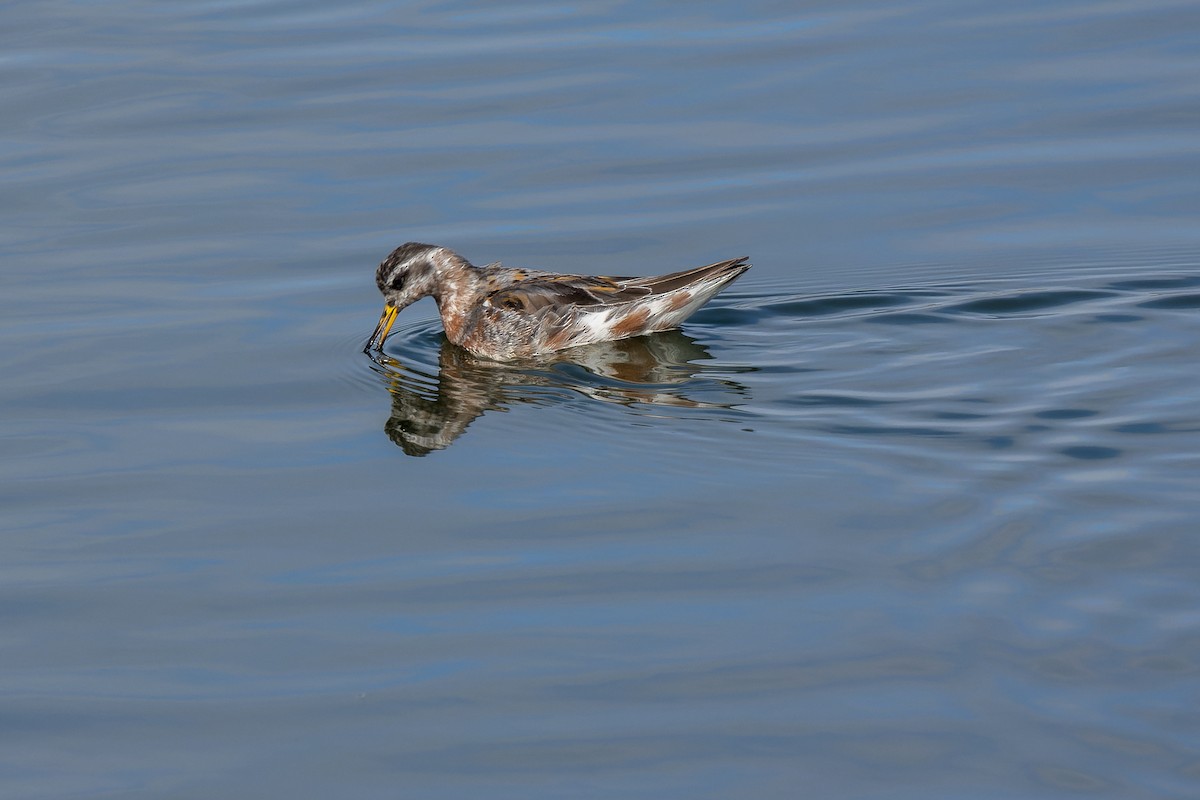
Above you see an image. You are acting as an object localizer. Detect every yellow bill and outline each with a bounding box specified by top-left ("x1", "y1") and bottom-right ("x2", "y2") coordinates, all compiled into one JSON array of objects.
[{"x1": 366, "y1": 304, "x2": 399, "y2": 351}]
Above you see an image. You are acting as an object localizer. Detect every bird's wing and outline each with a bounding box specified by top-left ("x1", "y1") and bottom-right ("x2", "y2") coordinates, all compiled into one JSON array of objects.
[
  {"x1": 485, "y1": 258, "x2": 750, "y2": 314},
  {"x1": 486, "y1": 274, "x2": 649, "y2": 313}
]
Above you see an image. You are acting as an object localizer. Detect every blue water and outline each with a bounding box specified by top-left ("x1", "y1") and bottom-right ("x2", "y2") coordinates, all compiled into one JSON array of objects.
[{"x1": 3, "y1": 2, "x2": 1200, "y2": 797}]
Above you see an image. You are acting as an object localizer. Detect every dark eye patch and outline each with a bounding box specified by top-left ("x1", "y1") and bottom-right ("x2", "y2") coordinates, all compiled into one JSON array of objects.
[{"x1": 390, "y1": 273, "x2": 406, "y2": 290}]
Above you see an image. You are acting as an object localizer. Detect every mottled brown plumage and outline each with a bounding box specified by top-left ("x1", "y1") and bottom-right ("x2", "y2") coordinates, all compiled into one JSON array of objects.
[{"x1": 366, "y1": 243, "x2": 750, "y2": 361}]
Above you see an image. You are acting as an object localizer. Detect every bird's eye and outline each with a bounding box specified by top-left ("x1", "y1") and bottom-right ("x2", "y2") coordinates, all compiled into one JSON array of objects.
[{"x1": 390, "y1": 274, "x2": 405, "y2": 290}]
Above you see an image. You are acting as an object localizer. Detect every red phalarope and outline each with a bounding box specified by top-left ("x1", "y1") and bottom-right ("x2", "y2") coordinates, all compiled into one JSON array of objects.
[{"x1": 366, "y1": 242, "x2": 750, "y2": 361}]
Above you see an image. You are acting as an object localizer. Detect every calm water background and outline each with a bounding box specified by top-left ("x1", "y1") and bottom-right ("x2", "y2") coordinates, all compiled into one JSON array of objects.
[{"x1": 3, "y1": 1, "x2": 1200, "y2": 797}]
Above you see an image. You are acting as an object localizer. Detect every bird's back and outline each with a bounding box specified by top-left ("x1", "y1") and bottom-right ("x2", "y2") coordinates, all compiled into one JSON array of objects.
[{"x1": 453, "y1": 257, "x2": 750, "y2": 359}]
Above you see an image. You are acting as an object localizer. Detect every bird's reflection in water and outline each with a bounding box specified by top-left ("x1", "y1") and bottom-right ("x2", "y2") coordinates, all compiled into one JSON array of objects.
[{"x1": 366, "y1": 330, "x2": 747, "y2": 456}]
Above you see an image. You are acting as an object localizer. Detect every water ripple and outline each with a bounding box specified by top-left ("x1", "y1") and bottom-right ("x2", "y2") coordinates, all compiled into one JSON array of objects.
[{"x1": 351, "y1": 269, "x2": 1200, "y2": 473}]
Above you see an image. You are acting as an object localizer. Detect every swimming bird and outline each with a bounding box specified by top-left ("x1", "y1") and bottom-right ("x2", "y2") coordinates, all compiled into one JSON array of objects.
[{"x1": 366, "y1": 243, "x2": 750, "y2": 361}]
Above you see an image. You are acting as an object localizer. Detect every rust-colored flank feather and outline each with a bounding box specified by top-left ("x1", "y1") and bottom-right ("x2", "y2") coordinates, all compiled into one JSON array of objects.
[{"x1": 366, "y1": 243, "x2": 750, "y2": 361}]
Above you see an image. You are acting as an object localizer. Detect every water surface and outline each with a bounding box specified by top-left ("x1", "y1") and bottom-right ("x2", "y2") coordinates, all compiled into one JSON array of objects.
[{"x1": 2, "y1": 1, "x2": 1200, "y2": 798}]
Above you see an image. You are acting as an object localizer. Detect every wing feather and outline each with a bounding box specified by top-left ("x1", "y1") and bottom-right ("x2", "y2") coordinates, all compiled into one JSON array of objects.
[
  {"x1": 487, "y1": 275, "x2": 647, "y2": 313},
  {"x1": 486, "y1": 257, "x2": 749, "y2": 315}
]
